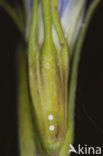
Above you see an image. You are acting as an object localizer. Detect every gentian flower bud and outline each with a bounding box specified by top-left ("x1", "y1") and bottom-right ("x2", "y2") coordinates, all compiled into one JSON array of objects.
[
  {"x1": 59, "y1": 0, "x2": 86, "y2": 52},
  {"x1": 28, "y1": 0, "x2": 68, "y2": 154},
  {"x1": 0, "y1": 0, "x2": 100, "y2": 156},
  {"x1": 28, "y1": 0, "x2": 85, "y2": 155}
]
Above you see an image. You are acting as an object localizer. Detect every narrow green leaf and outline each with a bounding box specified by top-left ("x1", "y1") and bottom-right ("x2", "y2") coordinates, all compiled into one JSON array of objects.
[
  {"x1": 0, "y1": 0, "x2": 25, "y2": 36},
  {"x1": 17, "y1": 45, "x2": 36, "y2": 156},
  {"x1": 16, "y1": 5, "x2": 25, "y2": 28}
]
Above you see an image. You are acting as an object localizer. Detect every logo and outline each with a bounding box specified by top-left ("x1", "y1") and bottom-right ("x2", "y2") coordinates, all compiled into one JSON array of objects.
[{"x1": 69, "y1": 144, "x2": 102, "y2": 155}]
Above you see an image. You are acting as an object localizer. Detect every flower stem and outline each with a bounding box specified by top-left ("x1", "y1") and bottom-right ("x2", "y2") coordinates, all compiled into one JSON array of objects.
[
  {"x1": 42, "y1": 0, "x2": 52, "y2": 41},
  {"x1": 51, "y1": 0, "x2": 69, "y2": 71}
]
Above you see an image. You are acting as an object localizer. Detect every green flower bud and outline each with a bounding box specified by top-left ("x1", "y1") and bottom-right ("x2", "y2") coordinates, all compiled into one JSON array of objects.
[
  {"x1": 28, "y1": 0, "x2": 69, "y2": 154},
  {"x1": 0, "y1": 0, "x2": 100, "y2": 156}
]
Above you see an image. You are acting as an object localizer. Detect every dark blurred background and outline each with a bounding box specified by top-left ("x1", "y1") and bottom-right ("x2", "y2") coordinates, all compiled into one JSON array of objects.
[{"x1": 0, "y1": 0, "x2": 103, "y2": 156}]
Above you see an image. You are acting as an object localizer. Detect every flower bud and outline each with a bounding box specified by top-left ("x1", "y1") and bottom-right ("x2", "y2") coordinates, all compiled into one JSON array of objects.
[{"x1": 28, "y1": 0, "x2": 69, "y2": 154}]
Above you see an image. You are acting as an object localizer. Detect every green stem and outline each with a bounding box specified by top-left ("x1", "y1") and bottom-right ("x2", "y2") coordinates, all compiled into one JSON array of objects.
[
  {"x1": 42, "y1": 0, "x2": 52, "y2": 41},
  {"x1": 51, "y1": 0, "x2": 66, "y2": 43},
  {"x1": 51, "y1": 0, "x2": 69, "y2": 74},
  {"x1": 29, "y1": 0, "x2": 38, "y2": 52}
]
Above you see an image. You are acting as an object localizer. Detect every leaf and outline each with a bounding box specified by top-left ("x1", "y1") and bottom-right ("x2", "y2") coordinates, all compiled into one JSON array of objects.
[
  {"x1": 17, "y1": 45, "x2": 36, "y2": 156},
  {"x1": 0, "y1": 0, "x2": 25, "y2": 36}
]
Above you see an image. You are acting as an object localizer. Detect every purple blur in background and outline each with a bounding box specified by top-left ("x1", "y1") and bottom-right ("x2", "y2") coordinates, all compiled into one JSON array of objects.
[
  {"x1": 58, "y1": 0, "x2": 71, "y2": 17},
  {"x1": 27, "y1": 0, "x2": 71, "y2": 17}
]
